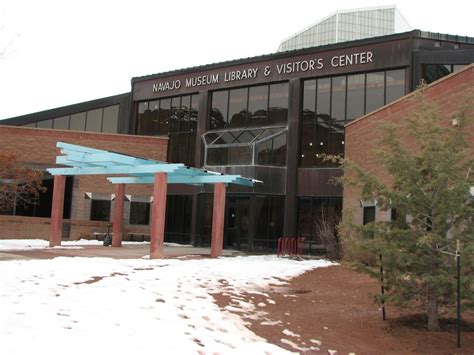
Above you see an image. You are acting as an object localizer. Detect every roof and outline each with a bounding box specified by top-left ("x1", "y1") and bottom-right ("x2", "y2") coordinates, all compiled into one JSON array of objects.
[
  {"x1": 47, "y1": 142, "x2": 261, "y2": 187},
  {"x1": 131, "y1": 30, "x2": 474, "y2": 83}
]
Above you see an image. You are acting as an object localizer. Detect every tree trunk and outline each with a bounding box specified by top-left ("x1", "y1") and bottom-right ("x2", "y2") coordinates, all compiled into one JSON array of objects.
[{"x1": 427, "y1": 290, "x2": 440, "y2": 331}]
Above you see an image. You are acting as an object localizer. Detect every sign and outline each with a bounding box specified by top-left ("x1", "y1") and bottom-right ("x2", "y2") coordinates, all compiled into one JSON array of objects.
[
  {"x1": 152, "y1": 51, "x2": 374, "y2": 94},
  {"x1": 132, "y1": 39, "x2": 412, "y2": 101}
]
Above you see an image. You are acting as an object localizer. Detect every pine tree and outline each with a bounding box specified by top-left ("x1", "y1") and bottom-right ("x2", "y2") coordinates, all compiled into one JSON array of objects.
[{"x1": 338, "y1": 89, "x2": 474, "y2": 330}]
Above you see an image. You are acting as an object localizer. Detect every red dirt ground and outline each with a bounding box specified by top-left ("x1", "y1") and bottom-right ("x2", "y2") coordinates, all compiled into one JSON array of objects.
[{"x1": 214, "y1": 264, "x2": 474, "y2": 354}]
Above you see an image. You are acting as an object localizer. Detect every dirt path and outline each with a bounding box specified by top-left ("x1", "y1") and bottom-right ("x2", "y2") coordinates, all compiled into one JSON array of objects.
[{"x1": 214, "y1": 264, "x2": 474, "y2": 354}]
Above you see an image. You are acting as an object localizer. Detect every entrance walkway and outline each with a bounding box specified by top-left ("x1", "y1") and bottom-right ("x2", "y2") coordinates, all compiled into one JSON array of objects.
[{"x1": 0, "y1": 243, "x2": 242, "y2": 261}]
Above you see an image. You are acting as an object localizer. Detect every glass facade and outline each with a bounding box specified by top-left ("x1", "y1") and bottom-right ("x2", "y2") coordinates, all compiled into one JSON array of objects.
[
  {"x1": 300, "y1": 68, "x2": 406, "y2": 166},
  {"x1": 196, "y1": 194, "x2": 284, "y2": 251},
  {"x1": 137, "y1": 94, "x2": 198, "y2": 167},
  {"x1": 278, "y1": 7, "x2": 411, "y2": 51},
  {"x1": 203, "y1": 127, "x2": 287, "y2": 167},
  {"x1": 204, "y1": 82, "x2": 289, "y2": 167},
  {"x1": 28, "y1": 105, "x2": 120, "y2": 133}
]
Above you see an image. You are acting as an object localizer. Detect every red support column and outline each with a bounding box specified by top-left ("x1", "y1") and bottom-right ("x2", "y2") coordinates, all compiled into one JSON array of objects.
[
  {"x1": 210, "y1": 183, "x2": 226, "y2": 258},
  {"x1": 112, "y1": 183, "x2": 125, "y2": 247},
  {"x1": 49, "y1": 175, "x2": 66, "y2": 247},
  {"x1": 150, "y1": 172, "x2": 167, "y2": 259}
]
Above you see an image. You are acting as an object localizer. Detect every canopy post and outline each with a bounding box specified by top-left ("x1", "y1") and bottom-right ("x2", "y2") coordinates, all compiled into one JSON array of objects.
[
  {"x1": 150, "y1": 172, "x2": 167, "y2": 259},
  {"x1": 210, "y1": 182, "x2": 226, "y2": 258},
  {"x1": 49, "y1": 175, "x2": 66, "y2": 247},
  {"x1": 112, "y1": 183, "x2": 125, "y2": 247}
]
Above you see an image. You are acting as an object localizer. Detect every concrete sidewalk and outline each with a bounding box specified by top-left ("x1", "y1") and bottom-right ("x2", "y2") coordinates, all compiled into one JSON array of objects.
[{"x1": 0, "y1": 243, "x2": 242, "y2": 261}]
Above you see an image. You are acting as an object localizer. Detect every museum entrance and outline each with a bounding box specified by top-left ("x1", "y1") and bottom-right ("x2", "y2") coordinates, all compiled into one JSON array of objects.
[{"x1": 224, "y1": 196, "x2": 250, "y2": 250}]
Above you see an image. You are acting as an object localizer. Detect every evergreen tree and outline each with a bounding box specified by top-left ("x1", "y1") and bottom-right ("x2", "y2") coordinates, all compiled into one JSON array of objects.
[{"x1": 338, "y1": 89, "x2": 474, "y2": 330}]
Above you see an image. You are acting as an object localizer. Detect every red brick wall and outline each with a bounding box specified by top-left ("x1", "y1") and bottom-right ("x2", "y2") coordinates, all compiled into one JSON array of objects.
[
  {"x1": 344, "y1": 65, "x2": 474, "y2": 224},
  {"x1": 0, "y1": 126, "x2": 168, "y2": 240}
]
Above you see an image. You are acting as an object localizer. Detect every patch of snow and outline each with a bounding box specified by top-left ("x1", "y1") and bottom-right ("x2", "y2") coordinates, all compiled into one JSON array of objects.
[
  {"x1": 0, "y1": 254, "x2": 333, "y2": 354},
  {"x1": 328, "y1": 350, "x2": 338, "y2": 355},
  {"x1": 0, "y1": 239, "x2": 195, "y2": 251},
  {"x1": 257, "y1": 302, "x2": 266, "y2": 307},
  {"x1": 267, "y1": 299, "x2": 276, "y2": 304},
  {"x1": 282, "y1": 329, "x2": 300, "y2": 338},
  {"x1": 260, "y1": 320, "x2": 282, "y2": 326},
  {"x1": 310, "y1": 339, "x2": 322, "y2": 346},
  {"x1": 281, "y1": 338, "x2": 319, "y2": 352}
]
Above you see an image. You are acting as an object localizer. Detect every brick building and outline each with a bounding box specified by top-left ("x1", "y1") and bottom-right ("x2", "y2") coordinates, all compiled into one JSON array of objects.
[
  {"x1": 344, "y1": 64, "x2": 474, "y2": 224},
  {"x1": 1, "y1": 30, "x2": 473, "y2": 251},
  {"x1": 0, "y1": 126, "x2": 167, "y2": 240}
]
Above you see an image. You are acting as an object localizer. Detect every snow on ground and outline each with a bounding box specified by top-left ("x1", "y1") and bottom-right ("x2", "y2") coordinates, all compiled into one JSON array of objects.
[
  {"x1": 0, "y1": 239, "x2": 189, "y2": 251},
  {"x1": 0, "y1": 250, "x2": 333, "y2": 354}
]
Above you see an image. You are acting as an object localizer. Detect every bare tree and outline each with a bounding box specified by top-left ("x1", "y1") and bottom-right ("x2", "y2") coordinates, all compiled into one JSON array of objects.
[
  {"x1": 0, "y1": 152, "x2": 45, "y2": 213},
  {"x1": 314, "y1": 208, "x2": 343, "y2": 260}
]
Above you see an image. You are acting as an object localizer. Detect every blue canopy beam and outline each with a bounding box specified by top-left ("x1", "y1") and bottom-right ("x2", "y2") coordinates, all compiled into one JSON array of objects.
[{"x1": 107, "y1": 175, "x2": 256, "y2": 187}]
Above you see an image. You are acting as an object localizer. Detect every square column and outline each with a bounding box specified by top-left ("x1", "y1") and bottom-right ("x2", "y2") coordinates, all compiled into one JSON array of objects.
[
  {"x1": 210, "y1": 183, "x2": 226, "y2": 258},
  {"x1": 150, "y1": 172, "x2": 167, "y2": 259},
  {"x1": 49, "y1": 175, "x2": 66, "y2": 247},
  {"x1": 112, "y1": 183, "x2": 125, "y2": 247}
]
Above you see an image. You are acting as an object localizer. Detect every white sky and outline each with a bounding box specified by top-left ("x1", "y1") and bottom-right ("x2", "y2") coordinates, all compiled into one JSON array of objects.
[{"x1": 0, "y1": 0, "x2": 473, "y2": 119}]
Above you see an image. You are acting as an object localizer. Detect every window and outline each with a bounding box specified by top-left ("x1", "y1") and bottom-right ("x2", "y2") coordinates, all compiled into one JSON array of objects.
[
  {"x1": 204, "y1": 127, "x2": 287, "y2": 166},
  {"x1": 210, "y1": 91, "x2": 228, "y2": 129},
  {"x1": 1, "y1": 176, "x2": 73, "y2": 219},
  {"x1": 366, "y1": 72, "x2": 385, "y2": 113},
  {"x1": 53, "y1": 116, "x2": 70, "y2": 130},
  {"x1": 136, "y1": 94, "x2": 198, "y2": 167},
  {"x1": 165, "y1": 195, "x2": 192, "y2": 244},
  {"x1": 363, "y1": 206, "x2": 376, "y2": 225},
  {"x1": 331, "y1": 76, "x2": 346, "y2": 122},
  {"x1": 102, "y1": 105, "x2": 120, "y2": 133},
  {"x1": 209, "y1": 82, "x2": 288, "y2": 130},
  {"x1": 228, "y1": 88, "x2": 248, "y2": 128},
  {"x1": 268, "y1": 83, "x2": 288, "y2": 125},
  {"x1": 37, "y1": 119, "x2": 53, "y2": 129},
  {"x1": 346, "y1": 74, "x2": 365, "y2": 120},
  {"x1": 70, "y1": 112, "x2": 87, "y2": 131},
  {"x1": 85, "y1": 108, "x2": 103, "y2": 132},
  {"x1": 300, "y1": 69, "x2": 406, "y2": 167},
  {"x1": 90, "y1": 200, "x2": 111, "y2": 221},
  {"x1": 385, "y1": 69, "x2": 405, "y2": 103},
  {"x1": 248, "y1": 85, "x2": 269, "y2": 126},
  {"x1": 129, "y1": 202, "x2": 150, "y2": 225}
]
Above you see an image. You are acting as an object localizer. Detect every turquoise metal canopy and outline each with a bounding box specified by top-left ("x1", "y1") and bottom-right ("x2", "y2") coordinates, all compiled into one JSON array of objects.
[{"x1": 47, "y1": 142, "x2": 261, "y2": 187}]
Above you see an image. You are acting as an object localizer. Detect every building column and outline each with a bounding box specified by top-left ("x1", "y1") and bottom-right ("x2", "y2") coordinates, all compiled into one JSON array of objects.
[
  {"x1": 150, "y1": 172, "x2": 167, "y2": 259},
  {"x1": 49, "y1": 175, "x2": 66, "y2": 247},
  {"x1": 283, "y1": 78, "x2": 302, "y2": 236},
  {"x1": 112, "y1": 183, "x2": 125, "y2": 247},
  {"x1": 210, "y1": 183, "x2": 226, "y2": 258}
]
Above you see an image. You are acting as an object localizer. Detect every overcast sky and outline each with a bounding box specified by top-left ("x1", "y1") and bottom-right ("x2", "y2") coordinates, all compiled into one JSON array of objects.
[{"x1": 0, "y1": 0, "x2": 473, "y2": 119}]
